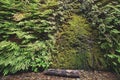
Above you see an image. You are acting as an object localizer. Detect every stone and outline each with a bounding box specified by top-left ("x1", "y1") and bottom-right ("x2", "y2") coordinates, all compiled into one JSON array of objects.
[{"x1": 44, "y1": 69, "x2": 80, "y2": 78}]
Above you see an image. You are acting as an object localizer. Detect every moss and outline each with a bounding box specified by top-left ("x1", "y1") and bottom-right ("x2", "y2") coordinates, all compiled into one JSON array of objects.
[
  {"x1": 68, "y1": 15, "x2": 91, "y2": 36},
  {"x1": 52, "y1": 13, "x2": 91, "y2": 69},
  {"x1": 87, "y1": 45, "x2": 107, "y2": 70},
  {"x1": 51, "y1": 0, "x2": 107, "y2": 70},
  {"x1": 52, "y1": 13, "x2": 107, "y2": 70}
]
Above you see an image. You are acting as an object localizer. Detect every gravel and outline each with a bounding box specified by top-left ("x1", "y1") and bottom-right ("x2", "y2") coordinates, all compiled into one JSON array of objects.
[{"x1": 0, "y1": 70, "x2": 119, "y2": 80}]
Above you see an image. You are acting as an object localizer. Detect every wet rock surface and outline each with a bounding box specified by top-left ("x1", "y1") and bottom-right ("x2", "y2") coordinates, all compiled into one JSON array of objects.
[{"x1": 0, "y1": 70, "x2": 118, "y2": 80}]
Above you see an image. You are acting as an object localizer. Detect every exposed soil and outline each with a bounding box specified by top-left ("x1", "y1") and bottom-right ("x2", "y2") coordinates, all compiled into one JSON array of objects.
[{"x1": 0, "y1": 70, "x2": 119, "y2": 80}]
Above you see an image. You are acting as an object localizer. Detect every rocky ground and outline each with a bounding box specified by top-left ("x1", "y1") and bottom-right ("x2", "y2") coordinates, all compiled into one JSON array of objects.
[{"x1": 0, "y1": 70, "x2": 119, "y2": 80}]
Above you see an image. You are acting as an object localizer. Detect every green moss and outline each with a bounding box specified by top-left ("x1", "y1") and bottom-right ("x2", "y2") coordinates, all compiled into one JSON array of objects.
[
  {"x1": 52, "y1": 14, "x2": 91, "y2": 69},
  {"x1": 68, "y1": 14, "x2": 91, "y2": 36},
  {"x1": 87, "y1": 45, "x2": 107, "y2": 70},
  {"x1": 52, "y1": 13, "x2": 107, "y2": 70},
  {"x1": 51, "y1": 0, "x2": 107, "y2": 70}
]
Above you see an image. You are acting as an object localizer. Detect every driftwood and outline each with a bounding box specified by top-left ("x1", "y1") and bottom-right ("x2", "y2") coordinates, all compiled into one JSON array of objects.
[{"x1": 44, "y1": 69, "x2": 80, "y2": 78}]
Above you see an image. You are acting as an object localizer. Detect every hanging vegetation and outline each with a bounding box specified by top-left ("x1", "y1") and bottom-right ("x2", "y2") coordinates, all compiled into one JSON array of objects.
[
  {"x1": 80, "y1": 0, "x2": 120, "y2": 73},
  {"x1": 52, "y1": 0, "x2": 107, "y2": 70},
  {"x1": 0, "y1": 0, "x2": 58, "y2": 75},
  {"x1": 0, "y1": 0, "x2": 119, "y2": 75}
]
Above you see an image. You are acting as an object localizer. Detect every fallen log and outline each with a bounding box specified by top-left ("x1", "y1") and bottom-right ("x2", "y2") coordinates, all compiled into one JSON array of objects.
[{"x1": 44, "y1": 69, "x2": 80, "y2": 78}]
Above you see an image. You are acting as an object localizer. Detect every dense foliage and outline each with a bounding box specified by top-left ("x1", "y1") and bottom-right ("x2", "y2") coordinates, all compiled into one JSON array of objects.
[
  {"x1": 0, "y1": 0, "x2": 58, "y2": 75},
  {"x1": 80, "y1": 0, "x2": 120, "y2": 73},
  {"x1": 0, "y1": 0, "x2": 120, "y2": 75},
  {"x1": 52, "y1": 14, "x2": 91, "y2": 69},
  {"x1": 52, "y1": 0, "x2": 106, "y2": 70}
]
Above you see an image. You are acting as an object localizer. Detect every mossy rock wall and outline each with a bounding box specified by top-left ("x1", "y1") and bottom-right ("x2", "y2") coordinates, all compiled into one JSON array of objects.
[{"x1": 51, "y1": 0, "x2": 107, "y2": 70}]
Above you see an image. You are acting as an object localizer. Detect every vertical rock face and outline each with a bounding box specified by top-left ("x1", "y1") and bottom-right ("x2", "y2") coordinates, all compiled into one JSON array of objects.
[{"x1": 51, "y1": 0, "x2": 107, "y2": 70}]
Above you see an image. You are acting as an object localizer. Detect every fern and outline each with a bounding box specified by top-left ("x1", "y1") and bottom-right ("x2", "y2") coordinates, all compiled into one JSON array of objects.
[
  {"x1": 0, "y1": 0, "x2": 58, "y2": 75},
  {"x1": 80, "y1": 0, "x2": 120, "y2": 74}
]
